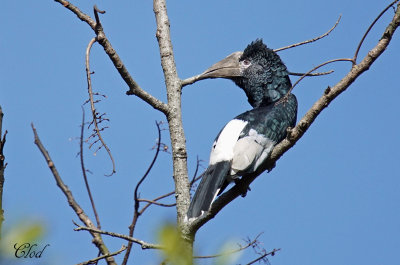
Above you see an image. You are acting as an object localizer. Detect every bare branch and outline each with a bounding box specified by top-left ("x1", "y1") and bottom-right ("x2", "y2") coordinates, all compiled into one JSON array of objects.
[
  {"x1": 353, "y1": 0, "x2": 399, "y2": 63},
  {"x1": 0, "y1": 106, "x2": 7, "y2": 240},
  {"x1": 281, "y1": 58, "x2": 354, "y2": 100},
  {"x1": 181, "y1": 16, "x2": 341, "y2": 88},
  {"x1": 270, "y1": 1, "x2": 400, "y2": 164},
  {"x1": 85, "y1": 37, "x2": 116, "y2": 176},
  {"x1": 137, "y1": 198, "x2": 176, "y2": 207},
  {"x1": 53, "y1": 0, "x2": 169, "y2": 114},
  {"x1": 134, "y1": 121, "x2": 163, "y2": 214},
  {"x1": 245, "y1": 248, "x2": 281, "y2": 265},
  {"x1": 181, "y1": 70, "x2": 334, "y2": 88},
  {"x1": 194, "y1": 233, "x2": 263, "y2": 259},
  {"x1": 123, "y1": 121, "x2": 163, "y2": 264},
  {"x1": 181, "y1": 74, "x2": 205, "y2": 87},
  {"x1": 139, "y1": 191, "x2": 175, "y2": 214},
  {"x1": 153, "y1": 0, "x2": 192, "y2": 231},
  {"x1": 77, "y1": 245, "x2": 127, "y2": 265},
  {"x1": 74, "y1": 225, "x2": 162, "y2": 250},
  {"x1": 79, "y1": 107, "x2": 101, "y2": 229},
  {"x1": 188, "y1": 1, "x2": 400, "y2": 234},
  {"x1": 188, "y1": 156, "x2": 203, "y2": 187},
  {"x1": 274, "y1": 15, "x2": 341, "y2": 52},
  {"x1": 288, "y1": 70, "x2": 334, "y2": 77},
  {"x1": 54, "y1": 0, "x2": 97, "y2": 29},
  {"x1": 31, "y1": 123, "x2": 117, "y2": 265}
]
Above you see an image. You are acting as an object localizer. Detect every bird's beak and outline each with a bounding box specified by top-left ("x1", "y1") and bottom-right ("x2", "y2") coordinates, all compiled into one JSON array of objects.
[{"x1": 197, "y1": 51, "x2": 243, "y2": 80}]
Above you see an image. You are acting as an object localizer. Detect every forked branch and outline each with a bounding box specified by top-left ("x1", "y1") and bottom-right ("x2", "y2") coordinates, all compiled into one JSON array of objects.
[
  {"x1": 123, "y1": 121, "x2": 164, "y2": 265},
  {"x1": 79, "y1": 107, "x2": 101, "y2": 229},
  {"x1": 31, "y1": 123, "x2": 117, "y2": 265},
  {"x1": 77, "y1": 245, "x2": 127, "y2": 265},
  {"x1": 54, "y1": 0, "x2": 169, "y2": 114},
  {"x1": 85, "y1": 37, "x2": 116, "y2": 176},
  {"x1": 274, "y1": 15, "x2": 342, "y2": 52},
  {"x1": 193, "y1": 233, "x2": 263, "y2": 259},
  {"x1": 74, "y1": 224, "x2": 162, "y2": 250}
]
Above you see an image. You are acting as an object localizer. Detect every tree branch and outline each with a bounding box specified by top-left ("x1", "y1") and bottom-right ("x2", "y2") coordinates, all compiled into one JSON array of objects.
[
  {"x1": 288, "y1": 70, "x2": 334, "y2": 77},
  {"x1": 0, "y1": 106, "x2": 7, "y2": 240},
  {"x1": 79, "y1": 107, "x2": 101, "y2": 229},
  {"x1": 188, "y1": 1, "x2": 400, "y2": 234},
  {"x1": 153, "y1": 0, "x2": 191, "y2": 231},
  {"x1": 274, "y1": 15, "x2": 342, "y2": 52},
  {"x1": 53, "y1": 0, "x2": 169, "y2": 114},
  {"x1": 123, "y1": 121, "x2": 163, "y2": 265},
  {"x1": 74, "y1": 225, "x2": 162, "y2": 250},
  {"x1": 31, "y1": 123, "x2": 117, "y2": 265},
  {"x1": 245, "y1": 248, "x2": 281, "y2": 265},
  {"x1": 134, "y1": 156, "x2": 202, "y2": 212},
  {"x1": 352, "y1": 0, "x2": 400, "y2": 64},
  {"x1": 181, "y1": 15, "x2": 340, "y2": 88},
  {"x1": 77, "y1": 245, "x2": 127, "y2": 265},
  {"x1": 137, "y1": 199, "x2": 176, "y2": 207},
  {"x1": 85, "y1": 37, "x2": 116, "y2": 176},
  {"x1": 281, "y1": 58, "x2": 354, "y2": 101},
  {"x1": 193, "y1": 233, "x2": 263, "y2": 259}
]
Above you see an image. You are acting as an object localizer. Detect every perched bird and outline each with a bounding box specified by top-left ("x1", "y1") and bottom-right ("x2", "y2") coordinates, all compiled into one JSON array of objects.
[{"x1": 187, "y1": 40, "x2": 298, "y2": 219}]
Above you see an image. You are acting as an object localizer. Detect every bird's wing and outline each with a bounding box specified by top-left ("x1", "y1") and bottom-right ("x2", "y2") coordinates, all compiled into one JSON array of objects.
[
  {"x1": 187, "y1": 119, "x2": 248, "y2": 219},
  {"x1": 230, "y1": 128, "x2": 276, "y2": 175}
]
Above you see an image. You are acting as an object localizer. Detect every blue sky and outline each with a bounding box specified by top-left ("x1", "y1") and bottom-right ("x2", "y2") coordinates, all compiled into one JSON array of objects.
[{"x1": 1, "y1": 1, "x2": 400, "y2": 265}]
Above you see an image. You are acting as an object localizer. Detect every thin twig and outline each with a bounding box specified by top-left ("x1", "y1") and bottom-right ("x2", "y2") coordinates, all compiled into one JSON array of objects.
[
  {"x1": 0, "y1": 106, "x2": 7, "y2": 240},
  {"x1": 132, "y1": 157, "x2": 204, "y2": 212},
  {"x1": 137, "y1": 199, "x2": 176, "y2": 207},
  {"x1": 245, "y1": 248, "x2": 281, "y2": 265},
  {"x1": 190, "y1": 156, "x2": 203, "y2": 186},
  {"x1": 134, "y1": 122, "x2": 163, "y2": 213},
  {"x1": 31, "y1": 123, "x2": 117, "y2": 265},
  {"x1": 194, "y1": 233, "x2": 263, "y2": 259},
  {"x1": 74, "y1": 225, "x2": 162, "y2": 249},
  {"x1": 54, "y1": 0, "x2": 169, "y2": 114},
  {"x1": 79, "y1": 107, "x2": 101, "y2": 229},
  {"x1": 123, "y1": 121, "x2": 163, "y2": 265},
  {"x1": 181, "y1": 70, "x2": 334, "y2": 88},
  {"x1": 274, "y1": 15, "x2": 341, "y2": 52},
  {"x1": 181, "y1": 16, "x2": 341, "y2": 88},
  {"x1": 139, "y1": 191, "x2": 175, "y2": 214},
  {"x1": 77, "y1": 245, "x2": 127, "y2": 265},
  {"x1": 281, "y1": 58, "x2": 354, "y2": 100},
  {"x1": 352, "y1": 0, "x2": 400, "y2": 64},
  {"x1": 85, "y1": 37, "x2": 116, "y2": 176},
  {"x1": 181, "y1": 16, "x2": 339, "y2": 88},
  {"x1": 288, "y1": 70, "x2": 334, "y2": 77}
]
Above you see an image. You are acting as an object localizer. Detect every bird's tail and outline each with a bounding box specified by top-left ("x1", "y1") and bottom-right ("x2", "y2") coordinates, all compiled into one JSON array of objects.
[{"x1": 187, "y1": 161, "x2": 231, "y2": 219}]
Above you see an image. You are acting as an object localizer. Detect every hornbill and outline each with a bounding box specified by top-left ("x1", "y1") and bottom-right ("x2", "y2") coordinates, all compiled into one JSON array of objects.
[{"x1": 186, "y1": 40, "x2": 298, "y2": 219}]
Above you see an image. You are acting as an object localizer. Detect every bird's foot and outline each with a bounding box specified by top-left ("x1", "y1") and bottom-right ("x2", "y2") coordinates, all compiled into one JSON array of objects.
[{"x1": 234, "y1": 179, "x2": 251, "y2": 197}]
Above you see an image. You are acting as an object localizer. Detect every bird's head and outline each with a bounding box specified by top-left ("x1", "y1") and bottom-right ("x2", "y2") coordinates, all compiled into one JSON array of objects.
[{"x1": 198, "y1": 39, "x2": 291, "y2": 107}]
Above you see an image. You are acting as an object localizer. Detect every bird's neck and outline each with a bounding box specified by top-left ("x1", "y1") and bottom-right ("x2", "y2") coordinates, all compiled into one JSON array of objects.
[{"x1": 242, "y1": 75, "x2": 292, "y2": 108}]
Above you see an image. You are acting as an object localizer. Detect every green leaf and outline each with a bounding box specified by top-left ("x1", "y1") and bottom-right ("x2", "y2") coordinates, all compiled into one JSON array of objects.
[
  {"x1": 0, "y1": 221, "x2": 45, "y2": 257},
  {"x1": 158, "y1": 223, "x2": 192, "y2": 265}
]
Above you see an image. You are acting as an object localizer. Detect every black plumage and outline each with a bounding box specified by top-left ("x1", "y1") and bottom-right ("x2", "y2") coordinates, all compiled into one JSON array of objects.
[
  {"x1": 187, "y1": 40, "x2": 297, "y2": 219},
  {"x1": 234, "y1": 40, "x2": 292, "y2": 107}
]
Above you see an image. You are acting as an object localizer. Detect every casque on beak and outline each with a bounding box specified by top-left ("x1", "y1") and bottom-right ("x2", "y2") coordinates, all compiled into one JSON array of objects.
[{"x1": 197, "y1": 51, "x2": 243, "y2": 80}]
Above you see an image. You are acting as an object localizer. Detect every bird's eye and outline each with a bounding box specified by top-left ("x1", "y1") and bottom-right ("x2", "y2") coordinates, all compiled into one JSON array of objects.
[{"x1": 242, "y1": 59, "x2": 250, "y2": 66}]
